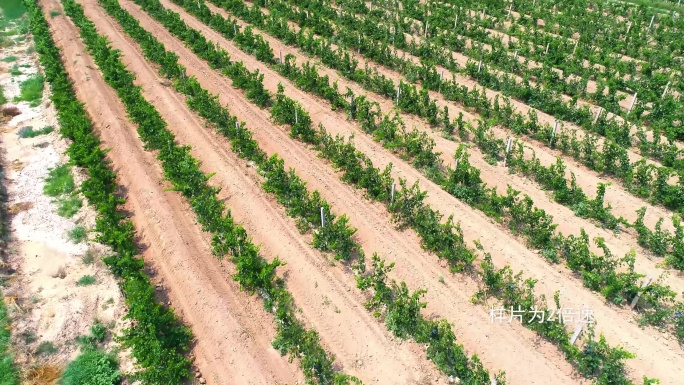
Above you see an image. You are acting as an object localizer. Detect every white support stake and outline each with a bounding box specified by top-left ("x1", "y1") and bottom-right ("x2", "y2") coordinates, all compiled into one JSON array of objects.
[
  {"x1": 235, "y1": 121, "x2": 240, "y2": 130},
  {"x1": 504, "y1": 137, "x2": 513, "y2": 166},
  {"x1": 424, "y1": 20, "x2": 429, "y2": 38},
  {"x1": 279, "y1": 50, "x2": 282, "y2": 64},
  {"x1": 454, "y1": 15, "x2": 458, "y2": 28},
  {"x1": 626, "y1": 21, "x2": 632, "y2": 34},
  {"x1": 507, "y1": 5, "x2": 512, "y2": 17},
  {"x1": 545, "y1": 42, "x2": 550, "y2": 55},
  {"x1": 396, "y1": 83, "x2": 401, "y2": 105},
  {"x1": 630, "y1": 277, "x2": 653, "y2": 309},
  {"x1": 551, "y1": 121, "x2": 558, "y2": 143},
  {"x1": 628, "y1": 92, "x2": 638, "y2": 112},
  {"x1": 234, "y1": 23, "x2": 237, "y2": 35},
  {"x1": 594, "y1": 107, "x2": 603, "y2": 124},
  {"x1": 649, "y1": 15, "x2": 655, "y2": 30},
  {"x1": 320, "y1": 207, "x2": 326, "y2": 227},
  {"x1": 478, "y1": 59, "x2": 483, "y2": 73},
  {"x1": 295, "y1": 108, "x2": 298, "y2": 124},
  {"x1": 662, "y1": 81, "x2": 671, "y2": 99},
  {"x1": 572, "y1": 40, "x2": 578, "y2": 55},
  {"x1": 391, "y1": 183, "x2": 396, "y2": 203},
  {"x1": 570, "y1": 323, "x2": 584, "y2": 345},
  {"x1": 514, "y1": 50, "x2": 518, "y2": 60}
]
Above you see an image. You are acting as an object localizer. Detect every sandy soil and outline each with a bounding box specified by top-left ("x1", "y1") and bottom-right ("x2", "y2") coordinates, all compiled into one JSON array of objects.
[
  {"x1": 244, "y1": 1, "x2": 681, "y2": 233},
  {"x1": 80, "y1": 0, "x2": 589, "y2": 383},
  {"x1": 41, "y1": 1, "x2": 306, "y2": 383},
  {"x1": 199, "y1": 1, "x2": 684, "y2": 296},
  {"x1": 0, "y1": 27, "x2": 129, "y2": 378},
  {"x1": 96, "y1": 0, "x2": 684, "y2": 383}
]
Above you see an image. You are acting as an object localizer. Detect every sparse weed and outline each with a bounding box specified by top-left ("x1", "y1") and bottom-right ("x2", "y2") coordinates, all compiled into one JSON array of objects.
[
  {"x1": 68, "y1": 226, "x2": 87, "y2": 243},
  {"x1": 76, "y1": 275, "x2": 96, "y2": 286}
]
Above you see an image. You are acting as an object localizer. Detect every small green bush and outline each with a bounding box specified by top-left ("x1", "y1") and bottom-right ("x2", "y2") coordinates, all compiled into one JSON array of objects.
[
  {"x1": 9, "y1": 65, "x2": 21, "y2": 76},
  {"x1": 68, "y1": 226, "x2": 87, "y2": 243},
  {"x1": 76, "y1": 275, "x2": 96, "y2": 286},
  {"x1": 14, "y1": 73, "x2": 43, "y2": 106},
  {"x1": 58, "y1": 196, "x2": 82, "y2": 217},
  {"x1": 18, "y1": 125, "x2": 53, "y2": 138},
  {"x1": 59, "y1": 349, "x2": 120, "y2": 385},
  {"x1": 35, "y1": 341, "x2": 58, "y2": 356},
  {"x1": 44, "y1": 164, "x2": 75, "y2": 196},
  {"x1": 0, "y1": 288, "x2": 19, "y2": 385},
  {"x1": 1, "y1": 56, "x2": 17, "y2": 62}
]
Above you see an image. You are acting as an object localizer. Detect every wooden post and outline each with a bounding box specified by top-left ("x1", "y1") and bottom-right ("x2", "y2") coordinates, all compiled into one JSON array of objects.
[
  {"x1": 504, "y1": 137, "x2": 513, "y2": 166},
  {"x1": 662, "y1": 81, "x2": 671, "y2": 99},
  {"x1": 320, "y1": 207, "x2": 326, "y2": 227},
  {"x1": 594, "y1": 107, "x2": 603, "y2": 124},
  {"x1": 570, "y1": 323, "x2": 584, "y2": 345},
  {"x1": 628, "y1": 92, "x2": 638, "y2": 112},
  {"x1": 630, "y1": 277, "x2": 652, "y2": 309}
]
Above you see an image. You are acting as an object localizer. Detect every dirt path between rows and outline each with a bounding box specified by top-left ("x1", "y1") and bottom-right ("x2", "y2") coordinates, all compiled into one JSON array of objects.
[
  {"x1": 91, "y1": 0, "x2": 589, "y2": 382},
  {"x1": 191, "y1": 0, "x2": 684, "y2": 294},
  {"x1": 75, "y1": 0, "x2": 461, "y2": 383},
  {"x1": 108, "y1": 0, "x2": 682, "y2": 383},
  {"x1": 42, "y1": 1, "x2": 303, "y2": 383},
  {"x1": 227, "y1": 1, "x2": 679, "y2": 234}
]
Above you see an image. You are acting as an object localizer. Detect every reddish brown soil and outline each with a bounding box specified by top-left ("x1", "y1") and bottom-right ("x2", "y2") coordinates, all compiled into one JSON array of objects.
[{"x1": 38, "y1": 0, "x2": 684, "y2": 383}]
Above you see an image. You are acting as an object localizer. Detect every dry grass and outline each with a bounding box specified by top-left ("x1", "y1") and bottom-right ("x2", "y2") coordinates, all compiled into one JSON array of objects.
[
  {"x1": 8, "y1": 202, "x2": 33, "y2": 214},
  {"x1": 23, "y1": 365, "x2": 62, "y2": 385},
  {"x1": 1, "y1": 105, "x2": 21, "y2": 117}
]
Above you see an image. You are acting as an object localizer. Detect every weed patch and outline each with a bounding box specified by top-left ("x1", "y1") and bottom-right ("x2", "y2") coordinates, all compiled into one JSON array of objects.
[
  {"x1": 14, "y1": 73, "x2": 43, "y2": 106},
  {"x1": 68, "y1": 226, "x2": 87, "y2": 243},
  {"x1": 18, "y1": 125, "x2": 53, "y2": 138}
]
